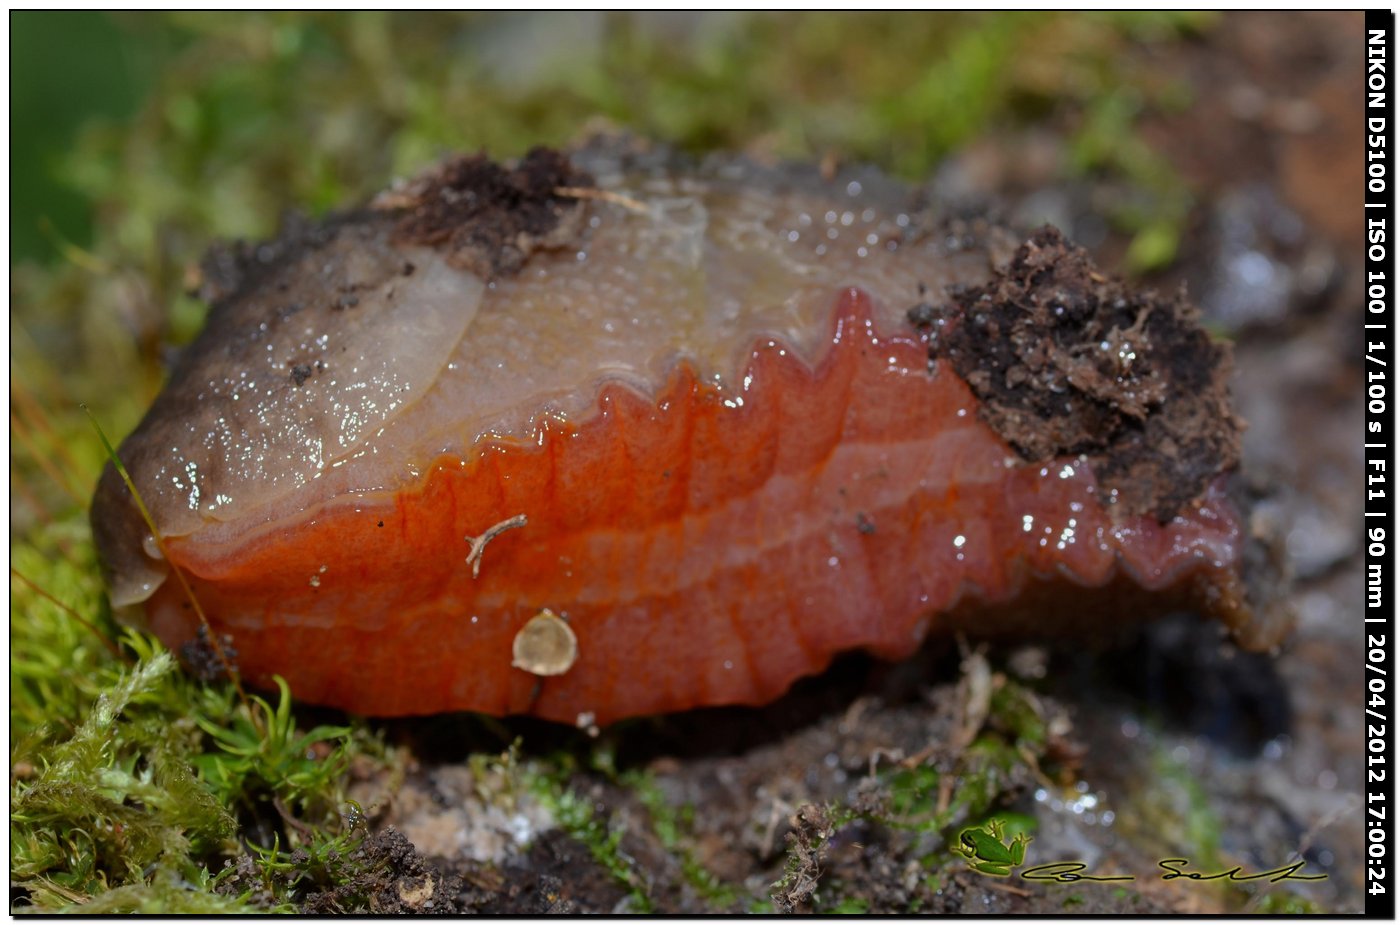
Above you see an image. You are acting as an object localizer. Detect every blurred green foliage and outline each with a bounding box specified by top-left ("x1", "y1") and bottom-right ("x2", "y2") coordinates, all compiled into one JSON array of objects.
[
  {"x1": 11, "y1": 12, "x2": 153, "y2": 262},
  {"x1": 15, "y1": 11, "x2": 1210, "y2": 262}
]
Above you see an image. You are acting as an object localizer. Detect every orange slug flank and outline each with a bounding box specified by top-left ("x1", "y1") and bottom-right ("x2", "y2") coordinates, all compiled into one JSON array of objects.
[{"x1": 144, "y1": 289, "x2": 1250, "y2": 724}]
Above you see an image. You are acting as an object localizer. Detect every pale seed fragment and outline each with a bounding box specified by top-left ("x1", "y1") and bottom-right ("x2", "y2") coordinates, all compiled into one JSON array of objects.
[{"x1": 511, "y1": 609, "x2": 578, "y2": 677}]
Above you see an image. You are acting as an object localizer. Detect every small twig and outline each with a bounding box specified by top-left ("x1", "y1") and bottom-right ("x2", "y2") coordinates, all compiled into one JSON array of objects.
[
  {"x1": 866, "y1": 746, "x2": 906, "y2": 779},
  {"x1": 12, "y1": 567, "x2": 127, "y2": 661},
  {"x1": 553, "y1": 185, "x2": 650, "y2": 214},
  {"x1": 936, "y1": 773, "x2": 956, "y2": 818},
  {"x1": 1291, "y1": 793, "x2": 1361, "y2": 865},
  {"x1": 1017, "y1": 743, "x2": 1057, "y2": 792},
  {"x1": 899, "y1": 743, "x2": 938, "y2": 770},
  {"x1": 839, "y1": 695, "x2": 875, "y2": 735},
  {"x1": 465, "y1": 514, "x2": 528, "y2": 579},
  {"x1": 273, "y1": 796, "x2": 314, "y2": 841},
  {"x1": 955, "y1": 873, "x2": 1032, "y2": 898},
  {"x1": 759, "y1": 796, "x2": 794, "y2": 860},
  {"x1": 950, "y1": 636, "x2": 993, "y2": 755}
]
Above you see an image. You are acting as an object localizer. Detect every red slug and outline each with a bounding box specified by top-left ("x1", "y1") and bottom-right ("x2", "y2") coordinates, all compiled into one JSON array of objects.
[{"x1": 91, "y1": 139, "x2": 1285, "y2": 725}]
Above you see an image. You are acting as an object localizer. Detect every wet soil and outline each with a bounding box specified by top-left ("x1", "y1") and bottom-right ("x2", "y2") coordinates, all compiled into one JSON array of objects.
[
  {"x1": 926, "y1": 226, "x2": 1240, "y2": 522},
  {"x1": 385, "y1": 146, "x2": 591, "y2": 279},
  {"x1": 312, "y1": 11, "x2": 1364, "y2": 914}
]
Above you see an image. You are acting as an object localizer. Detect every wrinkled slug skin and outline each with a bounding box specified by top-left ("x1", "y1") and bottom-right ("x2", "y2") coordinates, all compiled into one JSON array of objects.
[{"x1": 93, "y1": 144, "x2": 1272, "y2": 724}]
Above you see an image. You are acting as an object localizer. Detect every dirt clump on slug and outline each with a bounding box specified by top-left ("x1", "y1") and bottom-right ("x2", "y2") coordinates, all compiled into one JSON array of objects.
[
  {"x1": 916, "y1": 226, "x2": 1242, "y2": 522},
  {"x1": 195, "y1": 147, "x2": 589, "y2": 305},
  {"x1": 383, "y1": 146, "x2": 593, "y2": 280}
]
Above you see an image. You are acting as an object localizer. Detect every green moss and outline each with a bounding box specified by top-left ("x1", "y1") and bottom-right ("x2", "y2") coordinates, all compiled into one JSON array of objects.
[
  {"x1": 883, "y1": 763, "x2": 942, "y2": 825},
  {"x1": 1114, "y1": 739, "x2": 1251, "y2": 909},
  {"x1": 65, "y1": 874, "x2": 253, "y2": 915},
  {"x1": 217, "y1": 822, "x2": 379, "y2": 911},
  {"x1": 11, "y1": 645, "x2": 236, "y2": 907},
  {"x1": 191, "y1": 677, "x2": 355, "y2": 822},
  {"x1": 1143, "y1": 744, "x2": 1224, "y2": 865},
  {"x1": 1070, "y1": 85, "x2": 1192, "y2": 272},
  {"x1": 1250, "y1": 891, "x2": 1324, "y2": 914},
  {"x1": 621, "y1": 769, "x2": 741, "y2": 909},
  {"x1": 10, "y1": 518, "x2": 390, "y2": 911},
  {"x1": 526, "y1": 742, "x2": 742, "y2": 910},
  {"x1": 525, "y1": 763, "x2": 654, "y2": 913},
  {"x1": 11, "y1": 533, "x2": 124, "y2": 742}
]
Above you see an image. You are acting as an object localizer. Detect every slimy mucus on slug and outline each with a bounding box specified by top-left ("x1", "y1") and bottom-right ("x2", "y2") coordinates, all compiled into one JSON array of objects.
[{"x1": 90, "y1": 137, "x2": 1286, "y2": 724}]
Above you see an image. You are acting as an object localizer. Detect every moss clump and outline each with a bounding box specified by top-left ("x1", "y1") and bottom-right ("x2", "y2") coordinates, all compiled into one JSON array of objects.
[
  {"x1": 11, "y1": 647, "x2": 235, "y2": 907},
  {"x1": 10, "y1": 523, "x2": 393, "y2": 912}
]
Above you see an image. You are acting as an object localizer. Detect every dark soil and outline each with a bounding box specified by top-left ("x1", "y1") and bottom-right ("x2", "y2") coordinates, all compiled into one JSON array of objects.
[
  {"x1": 300, "y1": 829, "x2": 463, "y2": 914},
  {"x1": 386, "y1": 146, "x2": 591, "y2": 279},
  {"x1": 924, "y1": 226, "x2": 1241, "y2": 522},
  {"x1": 178, "y1": 624, "x2": 240, "y2": 684},
  {"x1": 216, "y1": 828, "x2": 463, "y2": 913}
]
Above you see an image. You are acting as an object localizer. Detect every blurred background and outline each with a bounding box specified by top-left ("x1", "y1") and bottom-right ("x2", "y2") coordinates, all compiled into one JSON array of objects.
[
  {"x1": 10, "y1": 11, "x2": 1367, "y2": 913},
  {"x1": 11, "y1": 11, "x2": 1216, "y2": 260}
]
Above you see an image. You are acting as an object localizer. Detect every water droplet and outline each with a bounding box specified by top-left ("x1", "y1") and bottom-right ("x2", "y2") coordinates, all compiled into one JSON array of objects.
[{"x1": 142, "y1": 534, "x2": 164, "y2": 560}]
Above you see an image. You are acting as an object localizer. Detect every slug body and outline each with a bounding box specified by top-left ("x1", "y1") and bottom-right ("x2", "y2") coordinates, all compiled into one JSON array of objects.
[{"x1": 92, "y1": 141, "x2": 1280, "y2": 724}]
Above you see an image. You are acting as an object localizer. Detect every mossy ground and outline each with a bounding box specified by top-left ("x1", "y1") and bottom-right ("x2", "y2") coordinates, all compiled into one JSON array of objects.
[{"x1": 11, "y1": 11, "x2": 1355, "y2": 913}]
